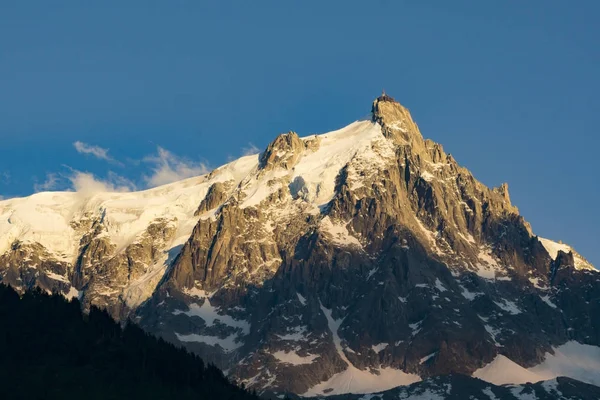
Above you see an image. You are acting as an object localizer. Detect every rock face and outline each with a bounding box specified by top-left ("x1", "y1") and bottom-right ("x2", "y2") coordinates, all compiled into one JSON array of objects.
[{"x1": 1, "y1": 95, "x2": 598, "y2": 397}]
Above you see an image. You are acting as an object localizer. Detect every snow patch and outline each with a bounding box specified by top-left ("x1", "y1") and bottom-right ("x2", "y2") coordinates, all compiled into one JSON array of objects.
[
  {"x1": 183, "y1": 286, "x2": 211, "y2": 298},
  {"x1": 434, "y1": 278, "x2": 447, "y2": 292},
  {"x1": 276, "y1": 326, "x2": 310, "y2": 342},
  {"x1": 459, "y1": 284, "x2": 482, "y2": 301},
  {"x1": 64, "y1": 286, "x2": 80, "y2": 300},
  {"x1": 481, "y1": 386, "x2": 499, "y2": 400},
  {"x1": 476, "y1": 248, "x2": 501, "y2": 280},
  {"x1": 458, "y1": 231, "x2": 476, "y2": 244},
  {"x1": 539, "y1": 295, "x2": 557, "y2": 309},
  {"x1": 415, "y1": 219, "x2": 444, "y2": 256},
  {"x1": 509, "y1": 386, "x2": 538, "y2": 400},
  {"x1": 319, "y1": 302, "x2": 349, "y2": 363},
  {"x1": 175, "y1": 332, "x2": 242, "y2": 353},
  {"x1": 302, "y1": 366, "x2": 420, "y2": 397},
  {"x1": 273, "y1": 350, "x2": 319, "y2": 365},
  {"x1": 539, "y1": 237, "x2": 573, "y2": 260},
  {"x1": 44, "y1": 271, "x2": 69, "y2": 283},
  {"x1": 296, "y1": 292, "x2": 307, "y2": 306},
  {"x1": 240, "y1": 172, "x2": 286, "y2": 208},
  {"x1": 419, "y1": 352, "x2": 437, "y2": 364},
  {"x1": 528, "y1": 277, "x2": 547, "y2": 290},
  {"x1": 482, "y1": 322, "x2": 503, "y2": 347},
  {"x1": 426, "y1": 161, "x2": 447, "y2": 172},
  {"x1": 472, "y1": 355, "x2": 543, "y2": 385},
  {"x1": 540, "y1": 379, "x2": 563, "y2": 397},
  {"x1": 366, "y1": 267, "x2": 378, "y2": 280},
  {"x1": 420, "y1": 171, "x2": 435, "y2": 182},
  {"x1": 539, "y1": 237, "x2": 596, "y2": 271},
  {"x1": 372, "y1": 343, "x2": 389, "y2": 353},
  {"x1": 493, "y1": 299, "x2": 522, "y2": 315},
  {"x1": 122, "y1": 254, "x2": 176, "y2": 309},
  {"x1": 474, "y1": 342, "x2": 600, "y2": 388},
  {"x1": 292, "y1": 121, "x2": 393, "y2": 206},
  {"x1": 173, "y1": 295, "x2": 250, "y2": 334},
  {"x1": 529, "y1": 341, "x2": 600, "y2": 387},
  {"x1": 409, "y1": 320, "x2": 424, "y2": 337},
  {"x1": 320, "y1": 217, "x2": 362, "y2": 248}
]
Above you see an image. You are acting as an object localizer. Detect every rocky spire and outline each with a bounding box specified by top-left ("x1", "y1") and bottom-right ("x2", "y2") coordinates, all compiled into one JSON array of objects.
[
  {"x1": 259, "y1": 131, "x2": 304, "y2": 171},
  {"x1": 371, "y1": 92, "x2": 425, "y2": 149},
  {"x1": 258, "y1": 131, "x2": 321, "y2": 172},
  {"x1": 374, "y1": 90, "x2": 396, "y2": 104},
  {"x1": 493, "y1": 183, "x2": 512, "y2": 205}
]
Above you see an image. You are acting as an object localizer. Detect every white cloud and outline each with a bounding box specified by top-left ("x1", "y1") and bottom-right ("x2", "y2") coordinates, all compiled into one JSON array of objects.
[
  {"x1": 34, "y1": 173, "x2": 61, "y2": 192},
  {"x1": 0, "y1": 172, "x2": 9, "y2": 184},
  {"x1": 33, "y1": 169, "x2": 134, "y2": 195},
  {"x1": 143, "y1": 146, "x2": 210, "y2": 187},
  {"x1": 68, "y1": 171, "x2": 135, "y2": 195},
  {"x1": 73, "y1": 141, "x2": 122, "y2": 165},
  {"x1": 31, "y1": 144, "x2": 207, "y2": 196},
  {"x1": 106, "y1": 171, "x2": 137, "y2": 191},
  {"x1": 242, "y1": 143, "x2": 261, "y2": 156}
]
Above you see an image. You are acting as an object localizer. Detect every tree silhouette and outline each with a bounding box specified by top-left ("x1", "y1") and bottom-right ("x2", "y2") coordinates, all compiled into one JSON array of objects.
[{"x1": 0, "y1": 284, "x2": 258, "y2": 400}]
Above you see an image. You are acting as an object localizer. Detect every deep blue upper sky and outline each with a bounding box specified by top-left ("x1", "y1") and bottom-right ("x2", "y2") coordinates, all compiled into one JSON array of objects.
[{"x1": 0, "y1": 1, "x2": 598, "y2": 266}]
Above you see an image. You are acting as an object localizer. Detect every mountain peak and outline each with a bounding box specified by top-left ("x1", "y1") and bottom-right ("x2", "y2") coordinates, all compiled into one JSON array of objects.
[
  {"x1": 371, "y1": 92, "x2": 424, "y2": 148},
  {"x1": 259, "y1": 131, "x2": 304, "y2": 171},
  {"x1": 374, "y1": 90, "x2": 397, "y2": 104},
  {"x1": 2, "y1": 96, "x2": 599, "y2": 397},
  {"x1": 370, "y1": 91, "x2": 401, "y2": 117}
]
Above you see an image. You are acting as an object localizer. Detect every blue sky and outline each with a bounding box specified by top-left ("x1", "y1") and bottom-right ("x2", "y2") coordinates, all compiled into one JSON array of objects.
[{"x1": 0, "y1": 1, "x2": 598, "y2": 266}]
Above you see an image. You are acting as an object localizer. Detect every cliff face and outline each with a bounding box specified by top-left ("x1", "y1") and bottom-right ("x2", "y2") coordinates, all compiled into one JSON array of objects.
[{"x1": 1, "y1": 96, "x2": 598, "y2": 396}]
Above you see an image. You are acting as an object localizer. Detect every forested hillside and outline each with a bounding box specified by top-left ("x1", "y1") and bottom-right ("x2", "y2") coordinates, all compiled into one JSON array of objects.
[{"x1": 0, "y1": 284, "x2": 258, "y2": 400}]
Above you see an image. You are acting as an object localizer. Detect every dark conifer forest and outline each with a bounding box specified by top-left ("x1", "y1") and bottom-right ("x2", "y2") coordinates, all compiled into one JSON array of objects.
[{"x1": 0, "y1": 284, "x2": 259, "y2": 400}]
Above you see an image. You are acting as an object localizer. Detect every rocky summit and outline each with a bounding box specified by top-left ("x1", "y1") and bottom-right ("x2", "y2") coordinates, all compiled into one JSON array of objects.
[{"x1": 0, "y1": 95, "x2": 598, "y2": 398}]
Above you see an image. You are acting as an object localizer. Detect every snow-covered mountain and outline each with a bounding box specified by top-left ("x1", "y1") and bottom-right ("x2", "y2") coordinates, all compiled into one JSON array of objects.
[
  {"x1": 0, "y1": 154, "x2": 257, "y2": 317},
  {"x1": 1, "y1": 94, "x2": 598, "y2": 398}
]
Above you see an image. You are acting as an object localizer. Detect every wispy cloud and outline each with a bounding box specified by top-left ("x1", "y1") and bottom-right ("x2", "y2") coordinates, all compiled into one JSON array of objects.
[
  {"x1": 34, "y1": 173, "x2": 61, "y2": 192},
  {"x1": 33, "y1": 169, "x2": 135, "y2": 194},
  {"x1": 31, "y1": 144, "x2": 208, "y2": 195},
  {"x1": 143, "y1": 146, "x2": 210, "y2": 187},
  {"x1": 241, "y1": 143, "x2": 261, "y2": 156},
  {"x1": 0, "y1": 172, "x2": 10, "y2": 184},
  {"x1": 68, "y1": 170, "x2": 135, "y2": 194},
  {"x1": 73, "y1": 141, "x2": 122, "y2": 165}
]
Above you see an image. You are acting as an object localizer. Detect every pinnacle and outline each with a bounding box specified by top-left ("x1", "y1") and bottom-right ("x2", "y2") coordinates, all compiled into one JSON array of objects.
[
  {"x1": 370, "y1": 92, "x2": 423, "y2": 145},
  {"x1": 371, "y1": 91, "x2": 406, "y2": 122},
  {"x1": 258, "y1": 131, "x2": 305, "y2": 171},
  {"x1": 375, "y1": 90, "x2": 397, "y2": 104}
]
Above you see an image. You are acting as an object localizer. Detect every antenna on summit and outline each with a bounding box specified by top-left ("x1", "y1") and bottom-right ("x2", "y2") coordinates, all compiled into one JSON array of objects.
[{"x1": 378, "y1": 89, "x2": 394, "y2": 103}]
